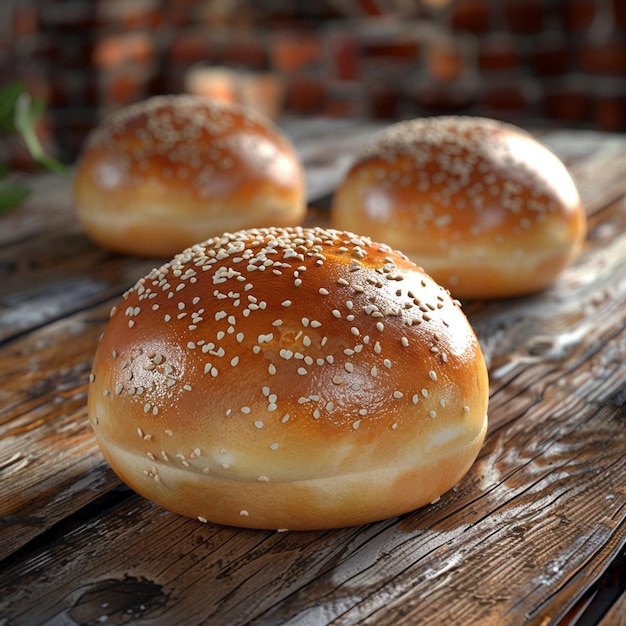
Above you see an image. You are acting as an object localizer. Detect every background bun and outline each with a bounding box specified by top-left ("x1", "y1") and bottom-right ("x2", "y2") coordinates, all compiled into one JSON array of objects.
[
  {"x1": 88, "y1": 226, "x2": 489, "y2": 530},
  {"x1": 73, "y1": 95, "x2": 306, "y2": 257},
  {"x1": 331, "y1": 116, "x2": 587, "y2": 299}
]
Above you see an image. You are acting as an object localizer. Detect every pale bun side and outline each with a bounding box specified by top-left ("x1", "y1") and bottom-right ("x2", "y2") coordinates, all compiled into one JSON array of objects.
[
  {"x1": 331, "y1": 116, "x2": 587, "y2": 299},
  {"x1": 88, "y1": 226, "x2": 489, "y2": 530},
  {"x1": 73, "y1": 95, "x2": 306, "y2": 257}
]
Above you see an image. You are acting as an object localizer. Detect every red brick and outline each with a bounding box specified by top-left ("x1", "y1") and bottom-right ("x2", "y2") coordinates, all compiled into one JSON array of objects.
[
  {"x1": 360, "y1": 58, "x2": 408, "y2": 118},
  {"x1": 100, "y1": 68, "x2": 154, "y2": 107},
  {"x1": 478, "y1": 33, "x2": 521, "y2": 71},
  {"x1": 592, "y1": 81, "x2": 626, "y2": 130},
  {"x1": 542, "y1": 80, "x2": 592, "y2": 122},
  {"x1": 426, "y1": 40, "x2": 467, "y2": 82},
  {"x1": 560, "y1": 0, "x2": 595, "y2": 32},
  {"x1": 97, "y1": 0, "x2": 162, "y2": 30},
  {"x1": 451, "y1": 0, "x2": 491, "y2": 33},
  {"x1": 270, "y1": 31, "x2": 321, "y2": 73},
  {"x1": 531, "y1": 33, "x2": 570, "y2": 76},
  {"x1": 93, "y1": 33, "x2": 155, "y2": 68},
  {"x1": 615, "y1": 0, "x2": 626, "y2": 31},
  {"x1": 324, "y1": 29, "x2": 360, "y2": 80},
  {"x1": 162, "y1": 0, "x2": 202, "y2": 27},
  {"x1": 357, "y1": 24, "x2": 422, "y2": 62},
  {"x1": 594, "y1": 94, "x2": 626, "y2": 131},
  {"x1": 167, "y1": 30, "x2": 215, "y2": 63},
  {"x1": 505, "y1": 0, "x2": 546, "y2": 34},
  {"x1": 482, "y1": 78, "x2": 537, "y2": 114},
  {"x1": 410, "y1": 79, "x2": 476, "y2": 113},
  {"x1": 285, "y1": 74, "x2": 325, "y2": 113},
  {"x1": 578, "y1": 35, "x2": 626, "y2": 75},
  {"x1": 222, "y1": 36, "x2": 268, "y2": 69},
  {"x1": 11, "y1": 1, "x2": 39, "y2": 37}
]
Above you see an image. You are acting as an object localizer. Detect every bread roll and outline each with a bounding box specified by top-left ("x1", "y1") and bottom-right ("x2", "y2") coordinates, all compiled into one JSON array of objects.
[
  {"x1": 331, "y1": 116, "x2": 587, "y2": 299},
  {"x1": 73, "y1": 95, "x2": 306, "y2": 257},
  {"x1": 88, "y1": 226, "x2": 489, "y2": 530}
]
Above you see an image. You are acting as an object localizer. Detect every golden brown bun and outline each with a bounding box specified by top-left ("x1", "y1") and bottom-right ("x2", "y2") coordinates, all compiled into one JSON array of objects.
[
  {"x1": 73, "y1": 95, "x2": 306, "y2": 257},
  {"x1": 88, "y1": 226, "x2": 488, "y2": 530},
  {"x1": 331, "y1": 116, "x2": 587, "y2": 299}
]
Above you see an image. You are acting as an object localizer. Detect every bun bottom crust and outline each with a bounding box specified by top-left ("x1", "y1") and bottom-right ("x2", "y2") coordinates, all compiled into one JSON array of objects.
[{"x1": 96, "y1": 414, "x2": 487, "y2": 530}]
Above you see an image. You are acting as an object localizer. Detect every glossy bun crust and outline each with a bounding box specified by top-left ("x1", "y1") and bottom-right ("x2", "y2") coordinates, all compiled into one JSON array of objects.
[
  {"x1": 73, "y1": 95, "x2": 306, "y2": 257},
  {"x1": 331, "y1": 116, "x2": 587, "y2": 299},
  {"x1": 88, "y1": 227, "x2": 488, "y2": 530}
]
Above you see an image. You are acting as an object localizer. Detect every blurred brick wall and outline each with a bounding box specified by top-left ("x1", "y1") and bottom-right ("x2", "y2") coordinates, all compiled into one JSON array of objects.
[{"x1": 2, "y1": 0, "x2": 626, "y2": 164}]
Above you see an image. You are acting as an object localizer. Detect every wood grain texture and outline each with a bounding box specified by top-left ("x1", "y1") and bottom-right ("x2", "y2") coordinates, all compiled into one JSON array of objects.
[{"x1": 0, "y1": 121, "x2": 625, "y2": 626}]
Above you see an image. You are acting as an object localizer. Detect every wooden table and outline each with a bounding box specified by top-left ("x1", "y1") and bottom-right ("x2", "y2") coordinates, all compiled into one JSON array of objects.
[{"x1": 1, "y1": 118, "x2": 625, "y2": 626}]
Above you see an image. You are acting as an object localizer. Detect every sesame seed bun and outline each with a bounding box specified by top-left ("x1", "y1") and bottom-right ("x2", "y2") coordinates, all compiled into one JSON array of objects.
[
  {"x1": 331, "y1": 116, "x2": 587, "y2": 299},
  {"x1": 73, "y1": 95, "x2": 306, "y2": 257},
  {"x1": 88, "y1": 227, "x2": 488, "y2": 530}
]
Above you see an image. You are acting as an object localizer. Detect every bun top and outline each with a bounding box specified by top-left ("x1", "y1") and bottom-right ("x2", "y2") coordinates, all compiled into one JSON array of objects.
[
  {"x1": 90, "y1": 226, "x2": 488, "y2": 488},
  {"x1": 73, "y1": 95, "x2": 306, "y2": 257},
  {"x1": 331, "y1": 116, "x2": 586, "y2": 299}
]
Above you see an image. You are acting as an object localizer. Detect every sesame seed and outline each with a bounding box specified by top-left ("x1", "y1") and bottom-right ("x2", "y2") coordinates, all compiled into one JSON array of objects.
[
  {"x1": 429, "y1": 370, "x2": 438, "y2": 381},
  {"x1": 352, "y1": 420, "x2": 361, "y2": 430},
  {"x1": 430, "y1": 410, "x2": 437, "y2": 418},
  {"x1": 254, "y1": 420, "x2": 264, "y2": 429},
  {"x1": 319, "y1": 288, "x2": 330, "y2": 295},
  {"x1": 240, "y1": 510, "x2": 249, "y2": 516}
]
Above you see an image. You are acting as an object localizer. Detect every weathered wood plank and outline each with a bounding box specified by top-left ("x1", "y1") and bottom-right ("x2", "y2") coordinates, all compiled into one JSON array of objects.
[{"x1": 0, "y1": 300, "x2": 121, "y2": 560}]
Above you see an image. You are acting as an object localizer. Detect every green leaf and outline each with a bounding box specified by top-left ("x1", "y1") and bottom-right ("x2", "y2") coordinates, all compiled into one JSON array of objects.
[
  {"x1": 0, "y1": 81, "x2": 25, "y2": 133},
  {"x1": 0, "y1": 179, "x2": 30, "y2": 214},
  {"x1": 14, "y1": 92, "x2": 68, "y2": 175}
]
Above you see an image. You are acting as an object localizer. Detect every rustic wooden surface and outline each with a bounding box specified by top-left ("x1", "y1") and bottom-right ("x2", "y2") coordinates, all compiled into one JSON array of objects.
[{"x1": 0, "y1": 118, "x2": 625, "y2": 626}]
